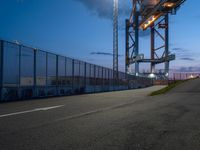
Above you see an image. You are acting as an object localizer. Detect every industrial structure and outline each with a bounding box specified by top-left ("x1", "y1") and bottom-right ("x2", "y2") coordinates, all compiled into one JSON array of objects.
[
  {"x1": 125, "y1": 0, "x2": 186, "y2": 79},
  {"x1": 0, "y1": 1, "x2": 188, "y2": 101}
]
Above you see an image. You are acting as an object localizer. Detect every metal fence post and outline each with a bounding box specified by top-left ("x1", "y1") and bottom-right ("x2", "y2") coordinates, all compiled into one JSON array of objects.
[
  {"x1": 33, "y1": 49, "x2": 37, "y2": 97},
  {"x1": 108, "y1": 69, "x2": 110, "y2": 91},
  {"x1": 84, "y1": 62, "x2": 87, "y2": 91},
  {"x1": 72, "y1": 59, "x2": 74, "y2": 92},
  {"x1": 78, "y1": 61, "x2": 80, "y2": 91},
  {"x1": 89, "y1": 64, "x2": 91, "y2": 91},
  {"x1": 0, "y1": 41, "x2": 3, "y2": 101},
  {"x1": 94, "y1": 65, "x2": 96, "y2": 93},
  {"x1": 46, "y1": 53, "x2": 48, "y2": 96},
  {"x1": 19, "y1": 45, "x2": 21, "y2": 99},
  {"x1": 90, "y1": 64, "x2": 93, "y2": 93},
  {"x1": 56, "y1": 55, "x2": 59, "y2": 95},
  {"x1": 101, "y1": 67, "x2": 104, "y2": 92},
  {"x1": 65, "y1": 57, "x2": 67, "y2": 92}
]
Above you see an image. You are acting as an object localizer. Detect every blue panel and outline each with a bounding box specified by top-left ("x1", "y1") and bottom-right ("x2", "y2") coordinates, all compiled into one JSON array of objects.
[
  {"x1": 36, "y1": 50, "x2": 46, "y2": 86},
  {"x1": 73, "y1": 60, "x2": 80, "y2": 88},
  {"x1": 20, "y1": 46, "x2": 34, "y2": 86},
  {"x1": 58, "y1": 56, "x2": 65, "y2": 76},
  {"x1": 74, "y1": 60, "x2": 80, "y2": 76},
  {"x1": 86, "y1": 63, "x2": 90, "y2": 78},
  {"x1": 66, "y1": 58, "x2": 73, "y2": 87},
  {"x1": 79, "y1": 61, "x2": 85, "y2": 77},
  {"x1": 98, "y1": 67, "x2": 102, "y2": 78},
  {"x1": 3, "y1": 42, "x2": 20, "y2": 86},
  {"x1": 79, "y1": 61, "x2": 85, "y2": 87},
  {"x1": 66, "y1": 58, "x2": 72, "y2": 76},
  {"x1": 90, "y1": 65, "x2": 95, "y2": 78},
  {"x1": 58, "y1": 56, "x2": 66, "y2": 85},
  {"x1": 89, "y1": 65, "x2": 95, "y2": 86},
  {"x1": 47, "y1": 53, "x2": 57, "y2": 86}
]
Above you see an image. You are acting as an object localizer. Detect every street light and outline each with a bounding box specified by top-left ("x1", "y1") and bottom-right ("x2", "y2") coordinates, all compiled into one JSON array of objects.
[
  {"x1": 148, "y1": 73, "x2": 156, "y2": 79},
  {"x1": 113, "y1": 0, "x2": 118, "y2": 79}
]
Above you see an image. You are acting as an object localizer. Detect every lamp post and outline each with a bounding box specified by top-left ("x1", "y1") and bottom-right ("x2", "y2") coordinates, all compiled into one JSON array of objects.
[{"x1": 113, "y1": 0, "x2": 118, "y2": 79}]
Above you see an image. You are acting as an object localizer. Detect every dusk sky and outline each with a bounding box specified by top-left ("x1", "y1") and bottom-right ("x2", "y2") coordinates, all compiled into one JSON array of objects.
[{"x1": 0, "y1": 0, "x2": 199, "y2": 72}]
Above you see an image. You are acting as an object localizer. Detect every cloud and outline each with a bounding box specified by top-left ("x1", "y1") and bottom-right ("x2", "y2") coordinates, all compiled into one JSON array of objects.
[
  {"x1": 90, "y1": 51, "x2": 123, "y2": 57},
  {"x1": 75, "y1": 0, "x2": 113, "y2": 20},
  {"x1": 171, "y1": 66, "x2": 200, "y2": 73},
  {"x1": 75, "y1": 0, "x2": 153, "y2": 38},
  {"x1": 75, "y1": 0, "x2": 131, "y2": 19},
  {"x1": 178, "y1": 67, "x2": 200, "y2": 72},
  {"x1": 172, "y1": 48, "x2": 182, "y2": 51},
  {"x1": 171, "y1": 48, "x2": 196, "y2": 61},
  {"x1": 179, "y1": 57, "x2": 195, "y2": 61},
  {"x1": 172, "y1": 48, "x2": 188, "y2": 52}
]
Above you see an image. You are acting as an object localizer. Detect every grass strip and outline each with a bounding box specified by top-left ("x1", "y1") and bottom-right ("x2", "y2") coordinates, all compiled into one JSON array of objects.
[{"x1": 149, "y1": 80, "x2": 187, "y2": 96}]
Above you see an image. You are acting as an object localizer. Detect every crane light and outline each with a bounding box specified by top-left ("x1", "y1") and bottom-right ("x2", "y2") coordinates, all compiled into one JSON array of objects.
[
  {"x1": 140, "y1": 14, "x2": 161, "y2": 30},
  {"x1": 163, "y1": 2, "x2": 175, "y2": 8},
  {"x1": 148, "y1": 73, "x2": 156, "y2": 78}
]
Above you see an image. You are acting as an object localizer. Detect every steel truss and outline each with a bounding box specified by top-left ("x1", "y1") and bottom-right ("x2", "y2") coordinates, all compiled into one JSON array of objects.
[
  {"x1": 126, "y1": 0, "x2": 185, "y2": 79},
  {"x1": 150, "y1": 14, "x2": 175, "y2": 77}
]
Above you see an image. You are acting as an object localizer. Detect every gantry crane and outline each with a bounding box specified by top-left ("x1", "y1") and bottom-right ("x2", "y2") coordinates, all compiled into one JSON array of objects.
[{"x1": 125, "y1": 0, "x2": 186, "y2": 79}]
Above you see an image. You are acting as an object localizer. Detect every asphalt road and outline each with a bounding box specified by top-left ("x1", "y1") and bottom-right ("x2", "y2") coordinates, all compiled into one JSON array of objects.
[{"x1": 0, "y1": 80, "x2": 200, "y2": 150}]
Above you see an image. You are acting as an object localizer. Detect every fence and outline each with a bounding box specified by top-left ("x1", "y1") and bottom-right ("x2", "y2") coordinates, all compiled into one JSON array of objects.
[
  {"x1": 0, "y1": 40, "x2": 152, "y2": 102},
  {"x1": 173, "y1": 73, "x2": 200, "y2": 80}
]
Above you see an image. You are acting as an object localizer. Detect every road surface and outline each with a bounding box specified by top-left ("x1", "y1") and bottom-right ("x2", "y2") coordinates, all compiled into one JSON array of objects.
[{"x1": 0, "y1": 80, "x2": 200, "y2": 150}]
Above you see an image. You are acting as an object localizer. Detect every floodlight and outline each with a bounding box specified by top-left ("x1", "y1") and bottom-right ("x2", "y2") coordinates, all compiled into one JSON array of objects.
[
  {"x1": 148, "y1": 73, "x2": 156, "y2": 78},
  {"x1": 189, "y1": 75, "x2": 194, "y2": 79},
  {"x1": 140, "y1": 14, "x2": 161, "y2": 30},
  {"x1": 163, "y1": 2, "x2": 176, "y2": 8}
]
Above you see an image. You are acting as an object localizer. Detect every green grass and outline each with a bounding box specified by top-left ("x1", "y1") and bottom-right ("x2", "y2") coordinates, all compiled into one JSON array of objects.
[{"x1": 149, "y1": 80, "x2": 187, "y2": 96}]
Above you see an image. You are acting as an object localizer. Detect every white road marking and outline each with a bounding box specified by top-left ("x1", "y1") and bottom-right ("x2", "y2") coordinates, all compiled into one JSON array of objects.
[
  {"x1": 54, "y1": 101, "x2": 140, "y2": 122},
  {"x1": 0, "y1": 105, "x2": 64, "y2": 118}
]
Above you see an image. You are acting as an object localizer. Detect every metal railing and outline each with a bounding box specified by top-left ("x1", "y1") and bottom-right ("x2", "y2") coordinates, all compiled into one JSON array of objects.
[
  {"x1": 0, "y1": 40, "x2": 152, "y2": 101},
  {"x1": 173, "y1": 73, "x2": 200, "y2": 80}
]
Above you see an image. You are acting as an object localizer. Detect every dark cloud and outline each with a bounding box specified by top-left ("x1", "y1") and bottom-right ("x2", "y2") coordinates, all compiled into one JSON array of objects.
[
  {"x1": 179, "y1": 57, "x2": 195, "y2": 61},
  {"x1": 75, "y1": 0, "x2": 152, "y2": 38},
  {"x1": 172, "y1": 48, "x2": 188, "y2": 52},
  {"x1": 75, "y1": 0, "x2": 131, "y2": 20},
  {"x1": 171, "y1": 67, "x2": 200, "y2": 73},
  {"x1": 172, "y1": 48, "x2": 182, "y2": 51},
  {"x1": 171, "y1": 48, "x2": 196, "y2": 61},
  {"x1": 90, "y1": 51, "x2": 123, "y2": 57},
  {"x1": 178, "y1": 67, "x2": 200, "y2": 72},
  {"x1": 75, "y1": 0, "x2": 114, "y2": 20}
]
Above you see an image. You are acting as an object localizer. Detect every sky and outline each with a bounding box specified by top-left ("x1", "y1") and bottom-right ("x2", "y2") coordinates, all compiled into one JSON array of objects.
[{"x1": 0, "y1": 0, "x2": 200, "y2": 73}]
